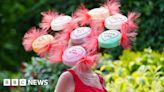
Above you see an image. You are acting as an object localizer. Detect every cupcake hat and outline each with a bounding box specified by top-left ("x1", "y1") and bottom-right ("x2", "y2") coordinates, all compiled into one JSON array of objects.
[{"x1": 22, "y1": 0, "x2": 140, "y2": 66}]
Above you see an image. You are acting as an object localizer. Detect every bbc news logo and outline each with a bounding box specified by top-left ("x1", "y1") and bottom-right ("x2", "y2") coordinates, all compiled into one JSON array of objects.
[{"x1": 3, "y1": 79, "x2": 48, "y2": 86}]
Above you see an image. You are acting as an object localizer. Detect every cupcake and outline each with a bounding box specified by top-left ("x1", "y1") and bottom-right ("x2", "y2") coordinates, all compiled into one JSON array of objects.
[
  {"x1": 70, "y1": 27, "x2": 91, "y2": 44},
  {"x1": 98, "y1": 30, "x2": 121, "y2": 48},
  {"x1": 62, "y1": 46, "x2": 86, "y2": 66},
  {"x1": 32, "y1": 34, "x2": 54, "y2": 53},
  {"x1": 105, "y1": 14, "x2": 127, "y2": 30},
  {"x1": 51, "y1": 15, "x2": 72, "y2": 31}
]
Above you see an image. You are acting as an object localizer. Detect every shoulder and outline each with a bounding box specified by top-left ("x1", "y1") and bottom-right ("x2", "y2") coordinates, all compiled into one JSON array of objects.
[
  {"x1": 54, "y1": 71, "x2": 74, "y2": 92},
  {"x1": 60, "y1": 71, "x2": 74, "y2": 79},
  {"x1": 59, "y1": 71, "x2": 74, "y2": 83}
]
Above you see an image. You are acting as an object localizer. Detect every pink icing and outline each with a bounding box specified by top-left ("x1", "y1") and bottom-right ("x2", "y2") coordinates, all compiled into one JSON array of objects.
[
  {"x1": 62, "y1": 46, "x2": 86, "y2": 66},
  {"x1": 71, "y1": 27, "x2": 91, "y2": 41}
]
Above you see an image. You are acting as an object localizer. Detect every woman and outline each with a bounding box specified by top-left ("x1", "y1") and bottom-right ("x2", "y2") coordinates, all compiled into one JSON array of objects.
[{"x1": 54, "y1": 54, "x2": 107, "y2": 92}]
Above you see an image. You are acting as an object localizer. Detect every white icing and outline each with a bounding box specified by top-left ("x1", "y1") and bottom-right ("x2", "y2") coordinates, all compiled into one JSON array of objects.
[
  {"x1": 105, "y1": 14, "x2": 127, "y2": 30},
  {"x1": 51, "y1": 16, "x2": 72, "y2": 31},
  {"x1": 88, "y1": 7, "x2": 109, "y2": 20},
  {"x1": 71, "y1": 27, "x2": 91, "y2": 44}
]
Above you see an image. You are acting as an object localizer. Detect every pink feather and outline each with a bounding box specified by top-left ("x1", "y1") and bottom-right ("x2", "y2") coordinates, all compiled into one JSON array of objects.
[
  {"x1": 54, "y1": 31, "x2": 70, "y2": 44},
  {"x1": 82, "y1": 36, "x2": 99, "y2": 56},
  {"x1": 73, "y1": 4, "x2": 91, "y2": 26},
  {"x1": 47, "y1": 29, "x2": 71, "y2": 63},
  {"x1": 120, "y1": 12, "x2": 140, "y2": 49},
  {"x1": 63, "y1": 17, "x2": 79, "y2": 34},
  {"x1": 103, "y1": 0, "x2": 120, "y2": 15},
  {"x1": 79, "y1": 55, "x2": 98, "y2": 66},
  {"x1": 54, "y1": 18, "x2": 78, "y2": 45},
  {"x1": 90, "y1": 19, "x2": 105, "y2": 36},
  {"x1": 39, "y1": 10, "x2": 58, "y2": 31},
  {"x1": 22, "y1": 27, "x2": 47, "y2": 51},
  {"x1": 47, "y1": 43, "x2": 66, "y2": 64}
]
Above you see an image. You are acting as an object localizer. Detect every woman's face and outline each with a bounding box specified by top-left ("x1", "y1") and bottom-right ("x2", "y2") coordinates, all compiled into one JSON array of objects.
[{"x1": 75, "y1": 54, "x2": 101, "y2": 71}]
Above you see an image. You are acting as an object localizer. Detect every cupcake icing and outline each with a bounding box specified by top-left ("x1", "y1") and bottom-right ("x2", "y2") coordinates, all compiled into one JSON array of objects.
[
  {"x1": 88, "y1": 7, "x2": 109, "y2": 20},
  {"x1": 32, "y1": 34, "x2": 54, "y2": 53},
  {"x1": 51, "y1": 16, "x2": 72, "y2": 31},
  {"x1": 62, "y1": 46, "x2": 86, "y2": 66},
  {"x1": 98, "y1": 30, "x2": 121, "y2": 48},
  {"x1": 105, "y1": 14, "x2": 127, "y2": 30},
  {"x1": 71, "y1": 27, "x2": 91, "y2": 44}
]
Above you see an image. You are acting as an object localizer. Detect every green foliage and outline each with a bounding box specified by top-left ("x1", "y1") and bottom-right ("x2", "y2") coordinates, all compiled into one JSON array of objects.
[
  {"x1": 21, "y1": 57, "x2": 69, "y2": 92},
  {"x1": 96, "y1": 48, "x2": 164, "y2": 92}
]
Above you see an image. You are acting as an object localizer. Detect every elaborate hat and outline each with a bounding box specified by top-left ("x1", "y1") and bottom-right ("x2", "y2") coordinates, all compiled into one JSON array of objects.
[{"x1": 22, "y1": 0, "x2": 140, "y2": 66}]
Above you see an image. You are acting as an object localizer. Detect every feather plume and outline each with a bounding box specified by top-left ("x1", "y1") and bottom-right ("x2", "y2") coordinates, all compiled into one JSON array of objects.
[
  {"x1": 39, "y1": 10, "x2": 58, "y2": 31},
  {"x1": 47, "y1": 29, "x2": 71, "y2": 63},
  {"x1": 64, "y1": 17, "x2": 78, "y2": 34},
  {"x1": 73, "y1": 4, "x2": 91, "y2": 26},
  {"x1": 79, "y1": 55, "x2": 98, "y2": 66},
  {"x1": 82, "y1": 36, "x2": 99, "y2": 55},
  {"x1": 103, "y1": 0, "x2": 120, "y2": 15},
  {"x1": 120, "y1": 12, "x2": 140, "y2": 49},
  {"x1": 90, "y1": 19, "x2": 105, "y2": 36},
  {"x1": 22, "y1": 27, "x2": 47, "y2": 51},
  {"x1": 47, "y1": 43, "x2": 66, "y2": 64}
]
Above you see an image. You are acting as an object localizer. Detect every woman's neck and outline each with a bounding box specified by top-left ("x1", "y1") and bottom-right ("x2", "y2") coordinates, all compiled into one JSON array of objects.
[{"x1": 73, "y1": 64, "x2": 93, "y2": 74}]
